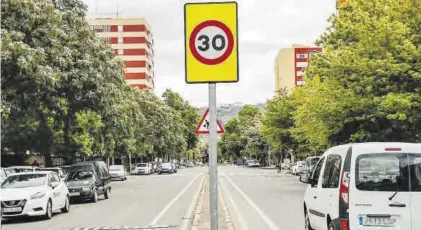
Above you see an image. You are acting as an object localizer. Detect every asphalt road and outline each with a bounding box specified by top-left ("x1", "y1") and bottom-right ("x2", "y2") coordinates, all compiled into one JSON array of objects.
[
  {"x1": 219, "y1": 166, "x2": 307, "y2": 230},
  {"x1": 1, "y1": 167, "x2": 207, "y2": 230},
  {"x1": 1, "y1": 166, "x2": 306, "y2": 230}
]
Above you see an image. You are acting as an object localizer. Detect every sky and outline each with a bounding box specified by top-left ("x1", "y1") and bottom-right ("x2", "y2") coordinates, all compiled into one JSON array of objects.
[{"x1": 83, "y1": 0, "x2": 336, "y2": 107}]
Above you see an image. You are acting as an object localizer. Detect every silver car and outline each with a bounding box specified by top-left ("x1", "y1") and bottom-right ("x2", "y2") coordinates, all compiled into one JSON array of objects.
[{"x1": 109, "y1": 165, "x2": 127, "y2": 181}]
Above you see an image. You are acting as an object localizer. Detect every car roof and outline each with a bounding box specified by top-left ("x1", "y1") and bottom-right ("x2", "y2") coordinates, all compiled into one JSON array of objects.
[{"x1": 325, "y1": 142, "x2": 421, "y2": 155}]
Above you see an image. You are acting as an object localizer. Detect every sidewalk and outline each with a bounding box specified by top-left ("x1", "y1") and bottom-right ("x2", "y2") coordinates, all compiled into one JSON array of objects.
[{"x1": 191, "y1": 176, "x2": 234, "y2": 230}]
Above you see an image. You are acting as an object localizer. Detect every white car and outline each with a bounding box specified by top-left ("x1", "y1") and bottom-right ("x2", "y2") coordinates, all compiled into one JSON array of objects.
[
  {"x1": 134, "y1": 163, "x2": 151, "y2": 175},
  {"x1": 293, "y1": 161, "x2": 306, "y2": 175},
  {"x1": 247, "y1": 160, "x2": 260, "y2": 167},
  {"x1": 109, "y1": 165, "x2": 127, "y2": 180},
  {"x1": 300, "y1": 142, "x2": 421, "y2": 230},
  {"x1": 1, "y1": 171, "x2": 70, "y2": 220}
]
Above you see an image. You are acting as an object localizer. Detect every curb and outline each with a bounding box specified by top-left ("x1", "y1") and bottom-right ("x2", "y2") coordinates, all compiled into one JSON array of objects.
[
  {"x1": 189, "y1": 176, "x2": 208, "y2": 230},
  {"x1": 179, "y1": 175, "x2": 206, "y2": 230}
]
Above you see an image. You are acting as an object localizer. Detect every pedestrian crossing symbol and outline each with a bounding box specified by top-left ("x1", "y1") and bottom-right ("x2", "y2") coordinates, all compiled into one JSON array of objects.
[{"x1": 195, "y1": 108, "x2": 224, "y2": 134}]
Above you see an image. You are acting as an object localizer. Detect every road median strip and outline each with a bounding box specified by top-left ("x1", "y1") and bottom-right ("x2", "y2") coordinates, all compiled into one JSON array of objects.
[{"x1": 190, "y1": 175, "x2": 235, "y2": 230}]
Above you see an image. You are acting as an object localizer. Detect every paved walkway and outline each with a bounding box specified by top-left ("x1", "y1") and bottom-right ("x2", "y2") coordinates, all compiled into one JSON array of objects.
[{"x1": 191, "y1": 176, "x2": 234, "y2": 230}]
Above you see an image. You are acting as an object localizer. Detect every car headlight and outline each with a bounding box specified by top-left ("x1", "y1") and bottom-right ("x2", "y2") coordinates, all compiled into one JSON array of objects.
[
  {"x1": 30, "y1": 192, "x2": 45, "y2": 200},
  {"x1": 82, "y1": 187, "x2": 91, "y2": 191}
]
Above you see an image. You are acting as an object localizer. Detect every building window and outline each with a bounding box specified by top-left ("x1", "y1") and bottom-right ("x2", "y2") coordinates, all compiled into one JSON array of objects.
[
  {"x1": 118, "y1": 49, "x2": 123, "y2": 55},
  {"x1": 118, "y1": 25, "x2": 123, "y2": 32},
  {"x1": 118, "y1": 37, "x2": 123, "y2": 44},
  {"x1": 296, "y1": 53, "x2": 309, "y2": 59},
  {"x1": 91, "y1": 25, "x2": 110, "y2": 33}
]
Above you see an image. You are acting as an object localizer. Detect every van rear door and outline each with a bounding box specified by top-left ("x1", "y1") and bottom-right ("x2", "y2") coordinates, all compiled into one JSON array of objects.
[
  {"x1": 407, "y1": 144, "x2": 421, "y2": 229},
  {"x1": 349, "y1": 144, "x2": 411, "y2": 230}
]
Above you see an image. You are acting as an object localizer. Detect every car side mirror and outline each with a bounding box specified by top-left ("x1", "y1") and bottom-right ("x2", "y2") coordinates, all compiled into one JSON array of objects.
[
  {"x1": 51, "y1": 181, "x2": 59, "y2": 188},
  {"x1": 299, "y1": 174, "x2": 311, "y2": 184}
]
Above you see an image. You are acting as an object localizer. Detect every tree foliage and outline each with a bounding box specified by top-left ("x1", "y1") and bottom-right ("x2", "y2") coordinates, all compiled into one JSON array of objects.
[
  {"x1": 1, "y1": 0, "x2": 199, "y2": 165},
  {"x1": 260, "y1": 0, "x2": 421, "y2": 159}
]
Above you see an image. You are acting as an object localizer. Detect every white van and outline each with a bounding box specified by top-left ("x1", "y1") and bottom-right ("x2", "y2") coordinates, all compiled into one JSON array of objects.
[{"x1": 300, "y1": 142, "x2": 421, "y2": 230}]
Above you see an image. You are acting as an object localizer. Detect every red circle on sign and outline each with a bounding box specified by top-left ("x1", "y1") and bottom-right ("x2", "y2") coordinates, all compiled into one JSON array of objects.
[{"x1": 189, "y1": 20, "x2": 234, "y2": 65}]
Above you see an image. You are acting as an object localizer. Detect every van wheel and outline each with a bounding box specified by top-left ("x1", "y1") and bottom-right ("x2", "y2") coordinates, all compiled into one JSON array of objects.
[
  {"x1": 104, "y1": 188, "x2": 110, "y2": 199},
  {"x1": 305, "y1": 210, "x2": 314, "y2": 230}
]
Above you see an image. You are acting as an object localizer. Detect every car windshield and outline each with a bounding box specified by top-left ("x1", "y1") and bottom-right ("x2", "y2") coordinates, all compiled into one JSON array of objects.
[
  {"x1": 1, "y1": 169, "x2": 7, "y2": 179},
  {"x1": 1, "y1": 174, "x2": 46, "y2": 189},
  {"x1": 66, "y1": 171, "x2": 94, "y2": 182},
  {"x1": 11, "y1": 168, "x2": 34, "y2": 173},
  {"x1": 40, "y1": 168, "x2": 59, "y2": 174},
  {"x1": 110, "y1": 166, "x2": 123, "y2": 171},
  {"x1": 356, "y1": 154, "x2": 409, "y2": 191},
  {"x1": 137, "y1": 163, "x2": 147, "y2": 167},
  {"x1": 162, "y1": 163, "x2": 171, "y2": 168}
]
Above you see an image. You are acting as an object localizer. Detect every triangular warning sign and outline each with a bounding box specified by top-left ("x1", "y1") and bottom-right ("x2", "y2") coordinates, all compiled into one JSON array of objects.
[{"x1": 195, "y1": 108, "x2": 224, "y2": 134}]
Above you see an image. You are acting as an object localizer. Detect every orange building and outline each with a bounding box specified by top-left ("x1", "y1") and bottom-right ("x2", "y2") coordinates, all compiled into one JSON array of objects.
[{"x1": 87, "y1": 18, "x2": 155, "y2": 90}]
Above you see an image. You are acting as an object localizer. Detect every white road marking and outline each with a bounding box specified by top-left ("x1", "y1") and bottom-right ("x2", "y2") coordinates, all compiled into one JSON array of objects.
[
  {"x1": 218, "y1": 183, "x2": 235, "y2": 230},
  {"x1": 148, "y1": 173, "x2": 204, "y2": 226},
  {"x1": 222, "y1": 173, "x2": 280, "y2": 230},
  {"x1": 219, "y1": 178, "x2": 249, "y2": 230},
  {"x1": 179, "y1": 175, "x2": 206, "y2": 230}
]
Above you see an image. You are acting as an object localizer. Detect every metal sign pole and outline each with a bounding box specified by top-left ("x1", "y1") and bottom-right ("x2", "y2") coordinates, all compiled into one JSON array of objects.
[{"x1": 208, "y1": 83, "x2": 218, "y2": 230}]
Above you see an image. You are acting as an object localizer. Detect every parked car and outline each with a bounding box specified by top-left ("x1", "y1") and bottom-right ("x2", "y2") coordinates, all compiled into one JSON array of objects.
[
  {"x1": 65, "y1": 161, "x2": 111, "y2": 202},
  {"x1": 247, "y1": 160, "x2": 260, "y2": 167},
  {"x1": 59, "y1": 165, "x2": 72, "y2": 174},
  {"x1": 292, "y1": 161, "x2": 306, "y2": 175},
  {"x1": 300, "y1": 142, "x2": 421, "y2": 230},
  {"x1": 134, "y1": 163, "x2": 152, "y2": 175},
  {"x1": 8, "y1": 166, "x2": 40, "y2": 173},
  {"x1": 1, "y1": 171, "x2": 70, "y2": 220},
  {"x1": 39, "y1": 167, "x2": 67, "y2": 179},
  {"x1": 186, "y1": 162, "x2": 195, "y2": 167},
  {"x1": 109, "y1": 165, "x2": 127, "y2": 181},
  {"x1": 158, "y1": 163, "x2": 177, "y2": 174}
]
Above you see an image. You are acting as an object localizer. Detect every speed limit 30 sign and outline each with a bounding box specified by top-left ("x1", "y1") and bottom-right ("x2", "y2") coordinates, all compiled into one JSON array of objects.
[{"x1": 184, "y1": 2, "x2": 239, "y2": 83}]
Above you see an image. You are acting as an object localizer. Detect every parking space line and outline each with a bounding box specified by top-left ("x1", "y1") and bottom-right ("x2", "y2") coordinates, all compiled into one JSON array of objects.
[
  {"x1": 148, "y1": 173, "x2": 204, "y2": 226},
  {"x1": 221, "y1": 173, "x2": 280, "y2": 230}
]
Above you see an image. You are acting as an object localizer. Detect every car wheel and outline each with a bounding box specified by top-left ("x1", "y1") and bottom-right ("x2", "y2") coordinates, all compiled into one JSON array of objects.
[
  {"x1": 44, "y1": 199, "x2": 53, "y2": 219},
  {"x1": 61, "y1": 195, "x2": 70, "y2": 213},
  {"x1": 305, "y1": 209, "x2": 314, "y2": 230},
  {"x1": 92, "y1": 189, "x2": 98, "y2": 203},
  {"x1": 328, "y1": 221, "x2": 336, "y2": 230},
  {"x1": 104, "y1": 188, "x2": 111, "y2": 199}
]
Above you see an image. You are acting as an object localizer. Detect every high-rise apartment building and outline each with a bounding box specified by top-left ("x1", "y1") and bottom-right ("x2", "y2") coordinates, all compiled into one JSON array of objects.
[
  {"x1": 274, "y1": 44, "x2": 323, "y2": 93},
  {"x1": 87, "y1": 18, "x2": 155, "y2": 90}
]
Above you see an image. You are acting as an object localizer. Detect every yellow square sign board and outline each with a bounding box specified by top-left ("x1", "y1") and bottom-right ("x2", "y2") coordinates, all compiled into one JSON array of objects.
[{"x1": 184, "y1": 2, "x2": 239, "y2": 83}]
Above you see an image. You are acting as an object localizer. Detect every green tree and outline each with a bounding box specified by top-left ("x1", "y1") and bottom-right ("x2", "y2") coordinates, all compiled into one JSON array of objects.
[{"x1": 293, "y1": 0, "x2": 421, "y2": 148}]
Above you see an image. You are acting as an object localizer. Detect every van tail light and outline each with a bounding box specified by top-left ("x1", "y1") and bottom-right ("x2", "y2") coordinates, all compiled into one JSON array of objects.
[
  {"x1": 340, "y1": 170, "x2": 349, "y2": 204},
  {"x1": 340, "y1": 220, "x2": 349, "y2": 230}
]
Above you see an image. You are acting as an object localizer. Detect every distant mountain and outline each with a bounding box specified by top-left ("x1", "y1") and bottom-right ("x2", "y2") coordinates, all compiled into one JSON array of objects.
[{"x1": 196, "y1": 102, "x2": 265, "y2": 125}]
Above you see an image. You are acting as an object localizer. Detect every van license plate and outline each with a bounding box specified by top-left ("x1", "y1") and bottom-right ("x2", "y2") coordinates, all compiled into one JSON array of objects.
[{"x1": 362, "y1": 216, "x2": 396, "y2": 226}]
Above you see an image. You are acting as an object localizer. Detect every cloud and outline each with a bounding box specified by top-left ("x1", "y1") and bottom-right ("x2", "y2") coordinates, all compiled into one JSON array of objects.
[{"x1": 83, "y1": 0, "x2": 336, "y2": 107}]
